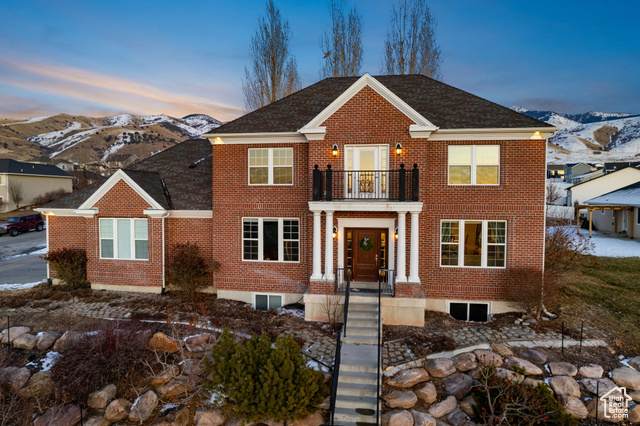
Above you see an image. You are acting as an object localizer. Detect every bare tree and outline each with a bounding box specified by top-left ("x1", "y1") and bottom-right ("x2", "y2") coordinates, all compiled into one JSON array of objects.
[
  {"x1": 382, "y1": 0, "x2": 442, "y2": 79},
  {"x1": 242, "y1": 0, "x2": 302, "y2": 112},
  {"x1": 320, "y1": 0, "x2": 363, "y2": 78},
  {"x1": 8, "y1": 181, "x2": 24, "y2": 209}
]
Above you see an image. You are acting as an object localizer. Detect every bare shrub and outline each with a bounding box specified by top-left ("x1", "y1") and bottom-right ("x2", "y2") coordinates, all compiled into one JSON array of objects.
[
  {"x1": 321, "y1": 295, "x2": 342, "y2": 330},
  {"x1": 32, "y1": 188, "x2": 71, "y2": 205},
  {"x1": 166, "y1": 243, "x2": 218, "y2": 300},
  {"x1": 545, "y1": 227, "x2": 594, "y2": 275},
  {"x1": 8, "y1": 181, "x2": 23, "y2": 209},
  {"x1": 506, "y1": 268, "x2": 561, "y2": 319},
  {"x1": 43, "y1": 248, "x2": 88, "y2": 289}
]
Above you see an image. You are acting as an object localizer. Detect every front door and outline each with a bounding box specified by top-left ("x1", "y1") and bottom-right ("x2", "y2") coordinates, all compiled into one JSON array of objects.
[{"x1": 346, "y1": 228, "x2": 388, "y2": 282}]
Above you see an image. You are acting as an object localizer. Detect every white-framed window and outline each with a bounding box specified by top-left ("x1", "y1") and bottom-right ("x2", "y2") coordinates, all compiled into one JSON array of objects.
[
  {"x1": 254, "y1": 293, "x2": 283, "y2": 310},
  {"x1": 448, "y1": 145, "x2": 500, "y2": 185},
  {"x1": 248, "y1": 148, "x2": 293, "y2": 185},
  {"x1": 636, "y1": 208, "x2": 640, "y2": 225},
  {"x1": 99, "y1": 218, "x2": 148, "y2": 260},
  {"x1": 448, "y1": 301, "x2": 490, "y2": 322},
  {"x1": 242, "y1": 218, "x2": 299, "y2": 262},
  {"x1": 440, "y1": 220, "x2": 506, "y2": 268}
]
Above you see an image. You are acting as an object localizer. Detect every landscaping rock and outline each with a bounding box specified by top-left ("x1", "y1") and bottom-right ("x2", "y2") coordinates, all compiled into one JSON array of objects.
[
  {"x1": 185, "y1": 333, "x2": 216, "y2": 353},
  {"x1": 523, "y1": 378, "x2": 548, "y2": 390},
  {"x1": 153, "y1": 406, "x2": 190, "y2": 426},
  {"x1": 382, "y1": 409, "x2": 413, "y2": 426},
  {"x1": 147, "y1": 332, "x2": 180, "y2": 353},
  {"x1": 156, "y1": 377, "x2": 194, "y2": 398},
  {"x1": 150, "y1": 365, "x2": 181, "y2": 387},
  {"x1": 36, "y1": 331, "x2": 61, "y2": 351},
  {"x1": 411, "y1": 409, "x2": 436, "y2": 426},
  {"x1": 629, "y1": 356, "x2": 640, "y2": 371},
  {"x1": 385, "y1": 390, "x2": 418, "y2": 409},
  {"x1": 630, "y1": 390, "x2": 640, "y2": 402},
  {"x1": 88, "y1": 383, "x2": 117, "y2": 410},
  {"x1": 1, "y1": 326, "x2": 30, "y2": 344},
  {"x1": 181, "y1": 358, "x2": 206, "y2": 376},
  {"x1": 518, "y1": 348, "x2": 547, "y2": 364},
  {"x1": 559, "y1": 395, "x2": 588, "y2": 419},
  {"x1": 387, "y1": 368, "x2": 430, "y2": 388},
  {"x1": 581, "y1": 378, "x2": 617, "y2": 397},
  {"x1": 629, "y1": 404, "x2": 640, "y2": 423},
  {"x1": 548, "y1": 376, "x2": 580, "y2": 398},
  {"x1": 428, "y1": 395, "x2": 457, "y2": 418},
  {"x1": 194, "y1": 409, "x2": 225, "y2": 426},
  {"x1": 34, "y1": 404, "x2": 82, "y2": 426},
  {"x1": 490, "y1": 343, "x2": 514, "y2": 357},
  {"x1": 446, "y1": 407, "x2": 471, "y2": 426},
  {"x1": 458, "y1": 396, "x2": 475, "y2": 417},
  {"x1": 505, "y1": 357, "x2": 543, "y2": 375},
  {"x1": 415, "y1": 382, "x2": 437, "y2": 404},
  {"x1": 105, "y1": 398, "x2": 132, "y2": 422},
  {"x1": 548, "y1": 362, "x2": 577, "y2": 377},
  {"x1": 0, "y1": 366, "x2": 30, "y2": 391},
  {"x1": 84, "y1": 416, "x2": 111, "y2": 426},
  {"x1": 52, "y1": 331, "x2": 82, "y2": 352},
  {"x1": 443, "y1": 373, "x2": 473, "y2": 400},
  {"x1": 473, "y1": 349, "x2": 502, "y2": 367},
  {"x1": 129, "y1": 390, "x2": 159, "y2": 423},
  {"x1": 17, "y1": 371, "x2": 54, "y2": 398},
  {"x1": 289, "y1": 411, "x2": 326, "y2": 426},
  {"x1": 452, "y1": 352, "x2": 477, "y2": 372},
  {"x1": 586, "y1": 398, "x2": 625, "y2": 422},
  {"x1": 611, "y1": 367, "x2": 640, "y2": 390},
  {"x1": 495, "y1": 368, "x2": 523, "y2": 383},
  {"x1": 426, "y1": 358, "x2": 456, "y2": 378},
  {"x1": 579, "y1": 364, "x2": 604, "y2": 378},
  {"x1": 13, "y1": 333, "x2": 38, "y2": 350}
]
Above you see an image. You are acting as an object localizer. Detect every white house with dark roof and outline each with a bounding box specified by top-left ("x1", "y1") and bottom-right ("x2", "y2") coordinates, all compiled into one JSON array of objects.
[{"x1": 0, "y1": 159, "x2": 72, "y2": 211}]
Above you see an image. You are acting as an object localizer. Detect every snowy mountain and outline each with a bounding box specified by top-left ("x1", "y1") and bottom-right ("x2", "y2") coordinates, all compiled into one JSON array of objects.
[
  {"x1": 0, "y1": 113, "x2": 223, "y2": 164},
  {"x1": 512, "y1": 107, "x2": 640, "y2": 164}
]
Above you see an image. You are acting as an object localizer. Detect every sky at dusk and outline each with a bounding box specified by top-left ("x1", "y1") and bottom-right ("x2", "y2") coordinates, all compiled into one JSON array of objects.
[{"x1": 1, "y1": 0, "x2": 638, "y2": 121}]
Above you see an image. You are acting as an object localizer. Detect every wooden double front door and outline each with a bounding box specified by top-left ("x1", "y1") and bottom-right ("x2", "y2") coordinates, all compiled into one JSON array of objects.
[{"x1": 345, "y1": 228, "x2": 388, "y2": 282}]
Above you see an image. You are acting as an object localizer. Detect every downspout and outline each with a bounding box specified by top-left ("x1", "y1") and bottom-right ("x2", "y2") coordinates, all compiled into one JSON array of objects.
[
  {"x1": 45, "y1": 213, "x2": 50, "y2": 281},
  {"x1": 161, "y1": 212, "x2": 169, "y2": 294}
]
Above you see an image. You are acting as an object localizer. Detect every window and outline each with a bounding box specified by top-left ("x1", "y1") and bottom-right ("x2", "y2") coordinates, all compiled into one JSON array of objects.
[
  {"x1": 249, "y1": 148, "x2": 293, "y2": 185},
  {"x1": 440, "y1": 220, "x2": 506, "y2": 268},
  {"x1": 448, "y1": 145, "x2": 500, "y2": 185},
  {"x1": 637, "y1": 208, "x2": 640, "y2": 226},
  {"x1": 100, "y1": 218, "x2": 148, "y2": 260},
  {"x1": 243, "y1": 218, "x2": 299, "y2": 262},
  {"x1": 254, "y1": 293, "x2": 283, "y2": 310},
  {"x1": 449, "y1": 302, "x2": 489, "y2": 322},
  {"x1": 0, "y1": 175, "x2": 4, "y2": 185}
]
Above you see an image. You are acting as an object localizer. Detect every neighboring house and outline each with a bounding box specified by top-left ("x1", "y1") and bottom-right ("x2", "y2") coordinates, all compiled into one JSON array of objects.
[
  {"x1": 105, "y1": 154, "x2": 138, "y2": 170},
  {"x1": 603, "y1": 161, "x2": 640, "y2": 174},
  {"x1": 0, "y1": 159, "x2": 73, "y2": 212},
  {"x1": 547, "y1": 164, "x2": 565, "y2": 180},
  {"x1": 55, "y1": 161, "x2": 76, "y2": 172},
  {"x1": 566, "y1": 167, "x2": 640, "y2": 207},
  {"x1": 563, "y1": 162, "x2": 596, "y2": 183},
  {"x1": 68, "y1": 169, "x2": 102, "y2": 190},
  {"x1": 40, "y1": 73, "x2": 555, "y2": 326},
  {"x1": 583, "y1": 181, "x2": 640, "y2": 239}
]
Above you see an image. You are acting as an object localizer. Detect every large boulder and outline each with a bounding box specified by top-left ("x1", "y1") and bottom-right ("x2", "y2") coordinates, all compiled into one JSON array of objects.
[
  {"x1": 411, "y1": 409, "x2": 436, "y2": 426},
  {"x1": 452, "y1": 353, "x2": 477, "y2": 372},
  {"x1": 17, "y1": 371, "x2": 54, "y2": 398},
  {"x1": 156, "y1": 378, "x2": 194, "y2": 398},
  {"x1": 473, "y1": 350, "x2": 503, "y2": 367},
  {"x1": 559, "y1": 395, "x2": 588, "y2": 419},
  {"x1": 0, "y1": 366, "x2": 30, "y2": 392},
  {"x1": 185, "y1": 333, "x2": 216, "y2": 353},
  {"x1": 194, "y1": 409, "x2": 225, "y2": 426},
  {"x1": 384, "y1": 390, "x2": 418, "y2": 409},
  {"x1": 387, "y1": 368, "x2": 430, "y2": 388},
  {"x1": 105, "y1": 398, "x2": 132, "y2": 422},
  {"x1": 581, "y1": 378, "x2": 617, "y2": 397},
  {"x1": 147, "y1": 332, "x2": 180, "y2": 353},
  {"x1": 34, "y1": 404, "x2": 82, "y2": 426},
  {"x1": 629, "y1": 404, "x2": 640, "y2": 423},
  {"x1": 150, "y1": 365, "x2": 181, "y2": 387},
  {"x1": 129, "y1": 390, "x2": 159, "y2": 423},
  {"x1": 443, "y1": 373, "x2": 473, "y2": 400},
  {"x1": 458, "y1": 395, "x2": 476, "y2": 417},
  {"x1": 548, "y1": 362, "x2": 577, "y2": 377},
  {"x1": 88, "y1": 383, "x2": 117, "y2": 410},
  {"x1": 52, "y1": 331, "x2": 82, "y2": 352},
  {"x1": 1, "y1": 326, "x2": 30, "y2": 344},
  {"x1": 586, "y1": 398, "x2": 626, "y2": 423},
  {"x1": 13, "y1": 333, "x2": 38, "y2": 350},
  {"x1": 425, "y1": 358, "x2": 456, "y2": 378},
  {"x1": 382, "y1": 410, "x2": 413, "y2": 426},
  {"x1": 611, "y1": 367, "x2": 640, "y2": 391},
  {"x1": 84, "y1": 416, "x2": 111, "y2": 426},
  {"x1": 36, "y1": 331, "x2": 62, "y2": 351},
  {"x1": 152, "y1": 406, "x2": 190, "y2": 426},
  {"x1": 579, "y1": 364, "x2": 603, "y2": 378},
  {"x1": 505, "y1": 357, "x2": 543, "y2": 376},
  {"x1": 518, "y1": 348, "x2": 547, "y2": 364},
  {"x1": 428, "y1": 395, "x2": 458, "y2": 419},
  {"x1": 548, "y1": 376, "x2": 581, "y2": 398},
  {"x1": 447, "y1": 407, "x2": 472, "y2": 426},
  {"x1": 629, "y1": 356, "x2": 640, "y2": 371},
  {"x1": 490, "y1": 343, "x2": 514, "y2": 357},
  {"x1": 415, "y1": 382, "x2": 437, "y2": 404}
]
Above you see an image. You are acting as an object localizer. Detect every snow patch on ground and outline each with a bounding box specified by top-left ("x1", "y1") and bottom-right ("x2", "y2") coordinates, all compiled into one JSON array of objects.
[
  {"x1": 0, "y1": 281, "x2": 43, "y2": 292},
  {"x1": 50, "y1": 128, "x2": 100, "y2": 157},
  {"x1": 27, "y1": 122, "x2": 82, "y2": 146},
  {"x1": 1, "y1": 115, "x2": 54, "y2": 126},
  {"x1": 553, "y1": 226, "x2": 640, "y2": 258},
  {"x1": 40, "y1": 351, "x2": 62, "y2": 371},
  {"x1": 105, "y1": 114, "x2": 133, "y2": 127},
  {"x1": 100, "y1": 132, "x2": 129, "y2": 161},
  {"x1": 279, "y1": 308, "x2": 305, "y2": 319}
]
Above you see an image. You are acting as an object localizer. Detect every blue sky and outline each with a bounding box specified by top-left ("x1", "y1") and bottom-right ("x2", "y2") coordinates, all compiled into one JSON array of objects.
[{"x1": 1, "y1": 0, "x2": 638, "y2": 121}]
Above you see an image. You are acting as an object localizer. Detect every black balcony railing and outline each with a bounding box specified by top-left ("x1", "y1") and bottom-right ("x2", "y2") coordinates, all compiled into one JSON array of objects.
[{"x1": 312, "y1": 163, "x2": 419, "y2": 202}]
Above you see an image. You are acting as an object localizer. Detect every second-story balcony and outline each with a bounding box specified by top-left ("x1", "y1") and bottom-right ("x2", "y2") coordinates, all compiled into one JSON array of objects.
[{"x1": 312, "y1": 163, "x2": 419, "y2": 202}]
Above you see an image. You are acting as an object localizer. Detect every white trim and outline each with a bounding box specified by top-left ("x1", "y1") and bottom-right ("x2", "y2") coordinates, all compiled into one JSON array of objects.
[
  {"x1": 205, "y1": 132, "x2": 307, "y2": 145},
  {"x1": 446, "y1": 300, "x2": 492, "y2": 322},
  {"x1": 299, "y1": 73, "x2": 438, "y2": 135},
  {"x1": 440, "y1": 219, "x2": 507, "y2": 269},
  {"x1": 0, "y1": 173, "x2": 72, "y2": 180},
  {"x1": 309, "y1": 201, "x2": 422, "y2": 213},
  {"x1": 448, "y1": 145, "x2": 500, "y2": 186},
  {"x1": 252, "y1": 292, "x2": 285, "y2": 310},
  {"x1": 299, "y1": 127, "x2": 326, "y2": 140},
  {"x1": 79, "y1": 169, "x2": 163, "y2": 210},
  {"x1": 35, "y1": 208, "x2": 81, "y2": 217},
  {"x1": 409, "y1": 125, "x2": 434, "y2": 139},
  {"x1": 99, "y1": 218, "x2": 149, "y2": 261},
  {"x1": 74, "y1": 209, "x2": 99, "y2": 218},
  {"x1": 167, "y1": 210, "x2": 213, "y2": 218},
  {"x1": 336, "y1": 218, "x2": 395, "y2": 272},
  {"x1": 248, "y1": 147, "x2": 294, "y2": 186},
  {"x1": 428, "y1": 127, "x2": 557, "y2": 141},
  {"x1": 143, "y1": 209, "x2": 168, "y2": 218}
]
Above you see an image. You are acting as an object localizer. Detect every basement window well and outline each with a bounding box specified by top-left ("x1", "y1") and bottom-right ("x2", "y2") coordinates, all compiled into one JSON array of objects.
[{"x1": 448, "y1": 302, "x2": 489, "y2": 322}]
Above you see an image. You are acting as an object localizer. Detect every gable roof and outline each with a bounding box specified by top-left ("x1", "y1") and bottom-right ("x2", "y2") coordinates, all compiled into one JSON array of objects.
[
  {"x1": 0, "y1": 158, "x2": 71, "y2": 178},
  {"x1": 569, "y1": 166, "x2": 640, "y2": 190},
  {"x1": 584, "y1": 180, "x2": 640, "y2": 207},
  {"x1": 42, "y1": 139, "x2": 212, "y2": 211},
  {"x1": 208, "y1": 74, "x2": 553, "y2": 135}
]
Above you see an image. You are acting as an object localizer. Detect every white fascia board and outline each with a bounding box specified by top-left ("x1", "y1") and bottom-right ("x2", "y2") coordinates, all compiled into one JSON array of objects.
[
  {"x1": 309, "y1": 201, "x2": 423, "y2": 213},
  {"x1": 143, "y1": 209, "x2": 168, "y2": 218},
  {"x1": 166, "y1": 210, "x2": 213, "y2": 218},
  {"x1": 205, "y1": 132, "x2": 307, "y2": 145},
  {"x1": 78, "y1": 169, "x2": 164, "y2": 210},
  {"x1": 427, "y1": 127, "x2": 558, "y2": 141},
  {"x1": 74, "y1": 209, "x2": 99, "y2": 218},
  {"x1": 300, "y1": 73, "x2": 438, "y2": 131},
  {"x1": 35, "y1": 208, "x2": 90, "y2": 217},
  {"x1": 298, "y1": 127, "x2": 326, "y2": 141}
]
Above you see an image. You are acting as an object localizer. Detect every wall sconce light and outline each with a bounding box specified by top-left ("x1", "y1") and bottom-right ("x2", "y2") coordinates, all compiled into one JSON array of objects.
[
  {"x1": 394, "y1": 227, "x2": 399, "y2": 240},
  {"x1": 332, "y1": 226, "x2": 338, "y2": 239},
  {"x1": 331, "y1": 144, "x2": 339, "y2": 157},
  {"x1": 395, "y1": 143, "x2": 402, "y2": 156}
]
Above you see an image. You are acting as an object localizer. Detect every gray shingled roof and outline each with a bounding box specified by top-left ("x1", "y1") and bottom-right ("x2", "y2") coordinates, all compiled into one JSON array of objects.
[
  {"x1": 43, "y1": 139, "x2": 212, "y2": 210},
  {"x1": 0, "y1": 159, "x2": 71, "y2": 178},
  {"x1": 584, "y1": 181, "x2": 640, "y2": 207},
  {"x1": 208, "y1": 74, "x2": 553, "y2": 134}
]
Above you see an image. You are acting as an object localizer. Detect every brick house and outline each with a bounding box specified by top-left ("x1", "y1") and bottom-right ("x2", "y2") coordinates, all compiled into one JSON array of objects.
[{"x1": 40, "y1": 74, "x2": 556, "y2": 326}]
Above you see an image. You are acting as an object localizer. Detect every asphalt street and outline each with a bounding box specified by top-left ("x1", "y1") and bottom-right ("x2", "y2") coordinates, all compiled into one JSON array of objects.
[{"x1": 0, "y1": 230, "x2": 47, "y2": 286}]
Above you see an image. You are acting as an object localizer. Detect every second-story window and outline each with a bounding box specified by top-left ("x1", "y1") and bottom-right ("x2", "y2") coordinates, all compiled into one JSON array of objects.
[
  {"x1": 448, "y1": 145, "x2": 500, "y2": 185},
  {"x1": 249, "y1": 148, "x2": 293, "y2": 185}
]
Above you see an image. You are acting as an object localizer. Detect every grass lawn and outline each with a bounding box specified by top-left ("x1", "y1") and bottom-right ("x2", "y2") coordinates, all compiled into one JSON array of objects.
[{"x1": 558, "y1": 255, "x2": 640, "y2": 355}]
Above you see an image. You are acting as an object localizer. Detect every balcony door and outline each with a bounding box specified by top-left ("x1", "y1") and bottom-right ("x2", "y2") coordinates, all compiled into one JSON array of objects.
[{"x1": 345, "y1": 145, "x2": 389, "y2": 199}]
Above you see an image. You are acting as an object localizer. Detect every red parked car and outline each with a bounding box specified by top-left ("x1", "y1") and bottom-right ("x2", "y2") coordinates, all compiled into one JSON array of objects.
[{"x1": 0, "y1": 213, "x2": 45, "y2": 237}]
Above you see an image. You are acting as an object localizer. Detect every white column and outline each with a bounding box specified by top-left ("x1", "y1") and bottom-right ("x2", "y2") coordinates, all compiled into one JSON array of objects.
[
  {"x1": 311, "y1": 210, "x2": 323, "y2": 280},
  {"x1": 324, "y1": 210, "x2": 334, "y2": 280},
  {"x1": 397, "y1": 211, "x2": 407, "y2": 282},
  {"x1": 408, "y1": 212, "x2": 421, "y2": 283}
]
